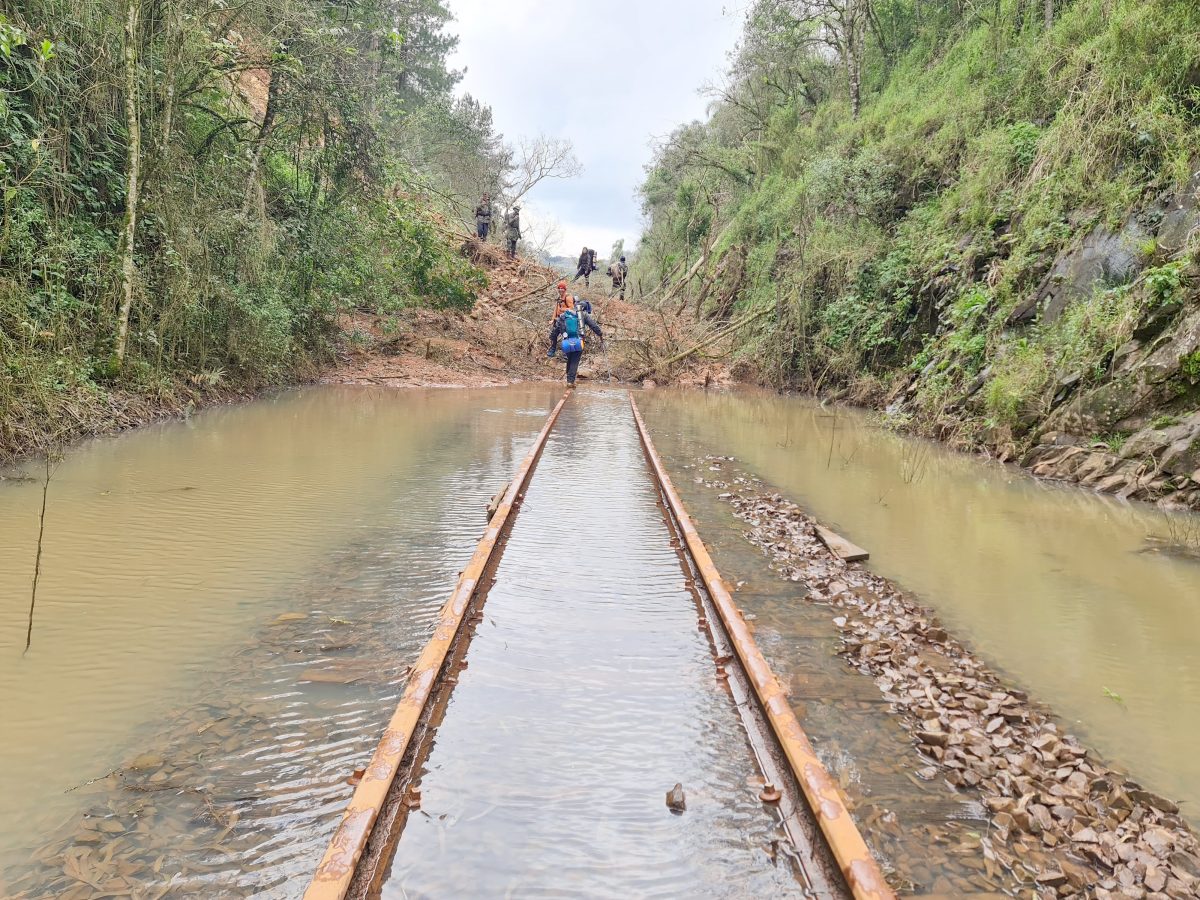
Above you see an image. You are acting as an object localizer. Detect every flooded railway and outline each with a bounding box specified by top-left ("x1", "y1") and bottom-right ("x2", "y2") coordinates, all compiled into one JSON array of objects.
[
  {"x1": 2, "y1": 383, "x2": 1199, "y2": 897},
  {"x1": 307, "y1": 391, "x2": 885, "y2": 899}
]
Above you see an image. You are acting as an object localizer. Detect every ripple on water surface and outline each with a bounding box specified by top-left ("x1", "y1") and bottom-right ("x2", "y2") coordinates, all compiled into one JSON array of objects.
[
  {"x1": 386, "y1": 393, "x2": 807, "y2": 899},
  {"x1": 0, "y1": 385, "x2": 561, "y2": 896},
  {"x1": 635, "y1": 388, "x2": 1200, "y2": 824}
]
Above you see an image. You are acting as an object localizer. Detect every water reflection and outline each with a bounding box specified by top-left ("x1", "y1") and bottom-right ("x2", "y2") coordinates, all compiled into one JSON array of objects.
[
  {"x1": 638, "y1": 388, "x2": 1200, "y2": 823},
  {"x1": 385, "y1": 392, "x2": 807, "y2": 898},
  {"x1": 0, "y1": 384, "x2": 561, "y2": 892}
]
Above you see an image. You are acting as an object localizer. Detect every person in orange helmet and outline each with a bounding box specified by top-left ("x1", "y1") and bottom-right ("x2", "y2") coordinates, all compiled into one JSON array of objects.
[
  {"x1": 552, "y1": 280, "x2": 573, "y2": 320},
  {"x1": 552, "y1": 279, "x2": 593, "y2": 322},
  {"x1": 547, "y1": 280, "x2": 602, "y2": 387}
]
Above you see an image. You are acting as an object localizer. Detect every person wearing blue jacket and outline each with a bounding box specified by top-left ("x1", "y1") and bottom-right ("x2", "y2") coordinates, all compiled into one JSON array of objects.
[{"x1": 547, "y1": 299, "x2": 603, "y2": 387}]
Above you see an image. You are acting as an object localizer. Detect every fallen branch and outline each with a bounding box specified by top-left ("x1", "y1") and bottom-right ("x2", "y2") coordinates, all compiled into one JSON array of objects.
[
  {"x1": 663, "y1": 221, "x2": 736, "y2": 309},
  {"x1": 628, "y1": 306, "x2": 770, "y2": 382},
  {"x1": 24, "y1": 455, "x2": 55, "y2": 655}
]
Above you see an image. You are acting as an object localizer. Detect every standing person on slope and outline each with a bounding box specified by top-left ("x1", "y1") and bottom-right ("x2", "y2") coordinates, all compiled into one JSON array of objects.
[
  {"x1": 611, "y1": 255, "x2": 629, "y2": 299},
  {"x1": 547, "y1": 287, "x2": 602, "y2": 387},
  {"x1": 572, "y1": 246, "x2": 591, "y2": 285},
  {"x1": 504, "y1": 205, "x2": 521, "y2": 258},
  {"x1": 474, "y1": 193, "x2": 492, "y2": 240}
]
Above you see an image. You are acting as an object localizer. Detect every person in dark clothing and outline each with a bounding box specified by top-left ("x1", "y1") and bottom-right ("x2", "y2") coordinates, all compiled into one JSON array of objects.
[
  {"x1": 572, "y1": 246, "x2": 591, "y2": 285},
  {"x1": 504, "y1": 206, "x2": 521, "y2": 258},
  {"x1": 547, "y1": 297, "x2": 603, "y2": 387},
  {"x1": 615, "y1": 255, "x2": 629, "y2": 299},
  {"x1": 474, "y1": 194, "x2": 492, "y2": 240}
]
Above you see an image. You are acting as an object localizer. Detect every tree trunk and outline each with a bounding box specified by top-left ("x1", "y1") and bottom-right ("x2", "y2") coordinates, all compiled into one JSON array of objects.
[
  {"x1": 241, "y1": 65, "x2": 281, "y2": 219},
  {"x1": 845, "y1": 1, "x2": 864, "y2": 120},
  {"x1": 114, "y1": 0, "x2": 141, "y2": 369},
  {"x1": 1044, "y1": 0, "x2": 1053, "y2": 30},
  {"x1": 848, "y1": 52, "x2": 862, "y2": 119}
]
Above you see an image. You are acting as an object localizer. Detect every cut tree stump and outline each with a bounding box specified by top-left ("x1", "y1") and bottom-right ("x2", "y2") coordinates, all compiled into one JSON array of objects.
[{"x1": 814, "y1": 525, "x2": 869, "y2": 562}]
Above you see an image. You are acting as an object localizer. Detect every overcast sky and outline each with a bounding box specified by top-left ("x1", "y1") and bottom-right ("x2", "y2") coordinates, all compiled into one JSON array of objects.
[{"x1": 447, "y1": 0, "x2": 744, "y2": 259}]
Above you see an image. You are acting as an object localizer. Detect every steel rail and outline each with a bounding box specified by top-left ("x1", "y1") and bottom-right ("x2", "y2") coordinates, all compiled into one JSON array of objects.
[
  {"x1": 304, "y1": 390, "x2": 570, "y2": 900},
  {"x1": 629, "y1": 393, "x2": 895, "y2": 900}
]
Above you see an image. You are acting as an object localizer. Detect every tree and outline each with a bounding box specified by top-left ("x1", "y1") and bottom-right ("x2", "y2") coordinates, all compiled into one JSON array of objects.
[
  {"x1": 114, "y1": 0, "x2": 141, "y2": 368},
  {"x1": 389, "y1": 0, "x2": 461, "y2": 103},
  {"x1": 504, "y1": 135, "x2": 583, "y2": 206}
]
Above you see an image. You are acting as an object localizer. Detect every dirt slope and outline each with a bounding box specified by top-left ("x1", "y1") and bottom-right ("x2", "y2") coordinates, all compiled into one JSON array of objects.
[{"x1": 323, "y1": 242, "x2": 721, "y2": 390}]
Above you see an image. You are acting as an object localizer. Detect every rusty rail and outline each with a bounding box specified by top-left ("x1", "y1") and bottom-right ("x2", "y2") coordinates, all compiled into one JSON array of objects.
[
  {"x1": 304, "y1": 391, "x2": 570, "y2": 900},
  {"x1": 629, "y1": 393, "x2": 895, "y2": 900}
]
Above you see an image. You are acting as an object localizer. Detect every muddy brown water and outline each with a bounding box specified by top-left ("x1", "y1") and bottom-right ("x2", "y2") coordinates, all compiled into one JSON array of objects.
[
  {"x1": 0, "y1": 385, "x2": 563, "y2": 895},
  {"x1": 636, "y1": 388, "x2": 1200, "y2": 832},
  {"x1": 382, "y1": 392, "x2": 809, "y2": 898},
  {"x1": 2, "y1": 382, "x2": 1198, "y2": 896}
]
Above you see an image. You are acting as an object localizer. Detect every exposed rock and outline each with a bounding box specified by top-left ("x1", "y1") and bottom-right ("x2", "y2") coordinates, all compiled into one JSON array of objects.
[
  {"x1": 1009, "y1": 216, "x2": 1151, "y2": 327},
  {"x1": 665, "y1": 783, "x2": 686, "y2": 813},
  {"x1": 1156, "y1": 170, "x2": 1200, "y2": 255}
]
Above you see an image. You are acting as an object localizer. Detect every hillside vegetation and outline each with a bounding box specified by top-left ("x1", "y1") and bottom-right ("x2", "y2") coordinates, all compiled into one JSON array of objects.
[
  {"x1": 638, "y1": 0, "x2": 1200, "y2": 504},
  {"x1": 0, "y1": 0, "x2": 513, "y2": 458}
]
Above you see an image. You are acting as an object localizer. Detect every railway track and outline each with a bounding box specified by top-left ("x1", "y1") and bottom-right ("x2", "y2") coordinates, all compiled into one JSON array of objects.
[{"x1": 304, "y1": 390, "x2": 893, "y2": 900}]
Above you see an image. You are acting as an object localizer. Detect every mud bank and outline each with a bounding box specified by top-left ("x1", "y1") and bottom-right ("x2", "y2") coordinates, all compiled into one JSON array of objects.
[
  {"x1": 0, "y1": 381, "x2": 258, "y2": 471},
  {"x1": 695, "y1": 455, "x2": 1200, "y2": 899}
]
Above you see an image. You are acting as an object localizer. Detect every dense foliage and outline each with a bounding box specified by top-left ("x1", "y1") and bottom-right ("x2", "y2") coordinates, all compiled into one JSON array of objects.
[
  {"x1": 639, "y1": 0, "x2": 1200, "y2": 445},
  {"x1": 0, "y1": 0, "x2": 505, "y2": 448}
]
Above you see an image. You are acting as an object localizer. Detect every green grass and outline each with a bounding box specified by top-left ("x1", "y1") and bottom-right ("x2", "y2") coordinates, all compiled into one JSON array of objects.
[{"x1": 646, "y1": 0, "x2": 1200, "y2": 445}]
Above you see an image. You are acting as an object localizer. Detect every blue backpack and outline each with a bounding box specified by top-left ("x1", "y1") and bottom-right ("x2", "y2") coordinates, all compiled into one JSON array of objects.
[{"x1": 562, "y1": 308, "x2": 583, "y2": 353}]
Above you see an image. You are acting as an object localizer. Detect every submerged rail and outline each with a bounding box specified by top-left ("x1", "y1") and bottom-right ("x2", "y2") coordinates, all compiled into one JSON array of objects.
[
  {"x1": 304, "y1": 391, "x2": 569, "y2": 900},
  {"x1": 305, "y1": 389, "x2": 892, "y2": 900},
  {"x1": 629, "y1": 394, "x2": 893, "y2": 900}
]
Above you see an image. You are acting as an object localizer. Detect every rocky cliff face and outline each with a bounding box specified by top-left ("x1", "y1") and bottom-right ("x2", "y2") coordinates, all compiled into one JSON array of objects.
[{"x1": 902, "y1": 172, "x2": 1200, "y2": 508}]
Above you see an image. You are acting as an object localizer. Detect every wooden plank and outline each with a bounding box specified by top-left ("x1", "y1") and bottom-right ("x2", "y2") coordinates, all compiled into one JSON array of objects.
[
  {"x1": 789, "y1": 672, "x2": 888, "y2": 703},
  {"x1": 815, "y1": 524, "x2": 870, "y2": 562}
]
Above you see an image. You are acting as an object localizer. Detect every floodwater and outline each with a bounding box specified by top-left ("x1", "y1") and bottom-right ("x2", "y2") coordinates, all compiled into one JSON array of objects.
[
  {"x1": 637, "y1": 388, "x2": 1200, "y2": 826},
  {"x1": 385, "y1": 392, "x2": 807, "y2": 898},
  {"x1": 0, "y1": 384, "x2": 562, "y2": 895},
  {"x1": 3, "y1": 381, "x2": 1198, "y2": 896}
]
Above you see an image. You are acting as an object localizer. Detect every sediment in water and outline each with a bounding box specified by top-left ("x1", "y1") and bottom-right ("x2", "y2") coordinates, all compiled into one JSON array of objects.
[{"x1": 694, "y1": 455, "x2": 1200, "y2": 899}]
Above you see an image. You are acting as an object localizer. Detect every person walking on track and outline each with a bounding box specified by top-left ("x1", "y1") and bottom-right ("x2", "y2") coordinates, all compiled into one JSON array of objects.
[
  {"x1": 474, "y1": 194, "x2": 492, "y2": 241},
  {"x1": 547, "y1": 289, "x2": 602, "y2": 387},
  {"x1": 504, "y1": 205, "x2": 521, "y2": 258}
]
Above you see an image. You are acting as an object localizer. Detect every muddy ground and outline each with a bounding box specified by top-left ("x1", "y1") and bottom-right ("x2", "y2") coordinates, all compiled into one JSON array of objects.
[{"x1": 323, "y1": 240, "x2": 728, "y2": 392}]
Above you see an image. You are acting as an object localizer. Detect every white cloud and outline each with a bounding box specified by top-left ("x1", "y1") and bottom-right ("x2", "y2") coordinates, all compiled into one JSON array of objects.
[{"x1": 448, "y1": 0, "x2": 744, "y2": 256}]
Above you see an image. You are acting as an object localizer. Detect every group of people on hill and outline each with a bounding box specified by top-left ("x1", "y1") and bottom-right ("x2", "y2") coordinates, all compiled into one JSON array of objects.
[
  {"x1": 473, "y1": 193, "x2": 632, "y2": 387},
  {"x1": 474, "y1": 195, "x2": 629, "y2": 298},
  {"x1": 473, "y1": 193, "x2": 521, "y2": 259},
  {"x1": 573, "y1": 246, "x2": 628, "y2": 299}
]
